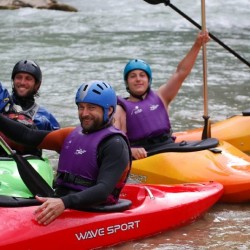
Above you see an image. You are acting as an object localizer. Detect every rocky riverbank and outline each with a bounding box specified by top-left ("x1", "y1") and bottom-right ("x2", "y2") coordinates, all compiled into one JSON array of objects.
[{"x1": 0, "y1": 0, "x2": 77, "y2": 12}]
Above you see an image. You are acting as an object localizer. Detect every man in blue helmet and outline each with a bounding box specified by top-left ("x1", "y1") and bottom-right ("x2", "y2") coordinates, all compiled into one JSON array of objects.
[
  {"x1": 114, "y1": 31, "x2": 210, "y2": 159},
  {"x1": 0, "y1": 59, "x2": 60, "y2": 156},
  {"x1": 0, "y1": 80, "x2": 131, "y2": 225}
]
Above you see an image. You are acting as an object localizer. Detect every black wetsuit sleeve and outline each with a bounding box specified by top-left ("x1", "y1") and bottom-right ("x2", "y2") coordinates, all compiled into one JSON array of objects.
[
  {"x1": 61, "y1": 134, "x2": 130, "y2": 210},
  {"x1": 0, "y1": 114, "x2": 49, "y2": 146}
]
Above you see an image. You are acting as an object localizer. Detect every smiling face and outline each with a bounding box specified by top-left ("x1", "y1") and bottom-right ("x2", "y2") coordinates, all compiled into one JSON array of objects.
[
  {"x1": 78, "y1": 102, "x2": 104, "y2": 133},
  {"x1": 13, "y1": 72, "x2": 40, "y2": 97},
  {"x1": 126, "y1": 69, "x2": 150, "y2": 97}
]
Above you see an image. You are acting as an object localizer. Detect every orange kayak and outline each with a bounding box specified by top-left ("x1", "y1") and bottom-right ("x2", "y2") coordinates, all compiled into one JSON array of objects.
[
  {"x1": 130, "y1": 139, "x2": 250, "y2": 203},
  {"x1": 174, "y1": 110, "x2": 250, "y2": 154}
]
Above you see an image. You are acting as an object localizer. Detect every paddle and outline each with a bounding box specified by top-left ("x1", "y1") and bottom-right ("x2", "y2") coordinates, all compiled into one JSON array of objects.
[
  {"x1": 143, "y1": 0, "x2": 250, "y2": 68},
  {"x1": 200, "y1": 0, "x2": 211, "y2": 139},
  {"x1": 0, "y1": 136, "x2": 54, "y2": 197}
]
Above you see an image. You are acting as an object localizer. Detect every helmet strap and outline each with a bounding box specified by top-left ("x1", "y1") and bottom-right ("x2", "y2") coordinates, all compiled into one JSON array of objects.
[{"x1": 103, "y1": 107, "x2": 115, "y2": 124}]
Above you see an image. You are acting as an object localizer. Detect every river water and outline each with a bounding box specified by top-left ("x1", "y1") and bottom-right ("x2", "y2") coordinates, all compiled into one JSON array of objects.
[{"x1": 0, "y1": 0, "x2": 249, "y2": 249}]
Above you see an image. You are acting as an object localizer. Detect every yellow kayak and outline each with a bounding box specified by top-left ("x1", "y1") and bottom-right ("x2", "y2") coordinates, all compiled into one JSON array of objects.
[
  {"x1": 174, "y1": 110, "x2": 250, "y2": 154},
  {"x1": 130, "y1": 138, "x2": 250, "y2": 203}
]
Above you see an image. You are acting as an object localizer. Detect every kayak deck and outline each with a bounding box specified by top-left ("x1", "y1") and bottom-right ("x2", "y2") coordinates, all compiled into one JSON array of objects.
[
  {"x1": 0, "y1": 155, "x2": 54, "y2": 198},
  {"x1": 174, "y1": 112, "x2": 250, "y2": 154},
  {"x1": 131, "y1": 140, "x2": 250, "y2": 203},
  {"x1": 0, "y1": 182, "x2": 223, "y2": 250}
]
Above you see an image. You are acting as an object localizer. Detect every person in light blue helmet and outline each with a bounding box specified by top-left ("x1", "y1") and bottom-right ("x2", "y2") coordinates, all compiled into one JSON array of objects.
[
  {"x1": 114, "y1": 31, "x2": 210, "y2": 160},
  {"x1": 0, "y1": 80, "x2": 131, "y2": 225},
  {"x1": 0, "y1": 59, "x2": 60, "y2": 156},
  {"x1": 123, "y1": 59, "x2": 153, "y2": 95}
]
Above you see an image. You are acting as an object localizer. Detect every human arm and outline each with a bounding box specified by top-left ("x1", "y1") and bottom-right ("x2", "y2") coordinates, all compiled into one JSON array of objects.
[
  {"x1": 113, "y1": 104, "x2": 127, "y2": 133},
  {"x1": 33, "y1": 134, "x2": 131, "y2": 225},
  {"x1": 0, "y1": 114, "x2": 72, "y2": 152},
  {"x1": 0, "y1": 82, "x2": 11, "y2": 112},
  {"x1": 158, "y1": 31, "x2": 210, "y2": 108},
  {"x1": 113, "y1": 105, "x2": 147, "y2": 159},
  {"x1": 131, "y1": 147, "x2": 147, "y2": 160},
  {"x1": 0, "y1": 113, "x2": 49, "y2": 147},
  {"x1": 34, "y1": 196, "x2": 65, "y2": 225}
]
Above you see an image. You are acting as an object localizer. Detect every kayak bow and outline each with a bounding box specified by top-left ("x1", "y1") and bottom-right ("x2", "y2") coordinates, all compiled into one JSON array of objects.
[
  {"x1": 174, "y1": 110, "x2": 250, "y2": 154},
  {"x1": 131, "y1": 138, "x2": 250, "y2": 203},
  {"x1": 0, "y1": 182, "x2": 223, "y2": 250}
]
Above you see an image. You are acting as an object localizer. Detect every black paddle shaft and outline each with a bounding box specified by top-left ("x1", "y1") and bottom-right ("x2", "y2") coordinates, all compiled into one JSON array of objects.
[
  {"x1": 143, "y1": 0, "x2": 250, "y2": 68},
  {"x1": 0, "y1": 136, "x2": 54, "y2": 197},
  {"x1": 12, "y1": 154, "x2": 55, "y2": 197}
]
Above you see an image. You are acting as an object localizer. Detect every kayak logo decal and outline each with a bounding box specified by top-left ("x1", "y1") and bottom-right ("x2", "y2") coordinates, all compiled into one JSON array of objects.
[
  {"x1": 75, "y1": 220, "x2": 140, "y2": 240},
  {"x1": 131, "y1": 106, "x2": 142, "y2": 115},
  {"x1": 74, "y1": 148, "x2": 86, "y2": 155},
  {"x1": 149, "y1": 104, "x2": 159, "y2": 111},
  {"x1": 129, "y1": 173, "x2": 147, "y2": 183}
]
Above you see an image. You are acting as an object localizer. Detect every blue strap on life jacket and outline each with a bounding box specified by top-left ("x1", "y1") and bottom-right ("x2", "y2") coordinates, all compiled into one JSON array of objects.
[{"x1": 0, "y1": 82, "x2": 11, "y2": 112}]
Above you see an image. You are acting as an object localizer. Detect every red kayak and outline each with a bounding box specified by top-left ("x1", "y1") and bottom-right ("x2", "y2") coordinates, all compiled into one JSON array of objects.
[{"x1": 0, "y1": 182, "x2": 223, "y2": 250}]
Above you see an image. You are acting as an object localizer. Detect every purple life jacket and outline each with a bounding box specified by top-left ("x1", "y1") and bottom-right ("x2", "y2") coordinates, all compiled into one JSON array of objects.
[
  {"x1": 117, "y1": 90, "x2": 172, "y2": 142},
  {"x1": 56, "y1": 125, "x2": 129, "y2": 204}
]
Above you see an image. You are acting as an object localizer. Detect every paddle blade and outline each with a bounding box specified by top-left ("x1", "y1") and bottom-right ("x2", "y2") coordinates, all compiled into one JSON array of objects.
[
  {"x1": 202, "y1": 115, "x2": 211, "y2": 139},
  {"x1": 143, "y1": 0, "x2": 164, "y2": 5},
  {"x1": 12, "y1": 154, "x2": 54, "y2": 197}
]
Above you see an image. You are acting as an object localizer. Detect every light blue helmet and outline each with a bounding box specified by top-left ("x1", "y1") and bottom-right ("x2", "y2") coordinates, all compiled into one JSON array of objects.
[
  {"x1": 75, "y1": 80, "x2": 117, "y2": 123},
  {"x1": 123, "y1": 59, "x2": 152, "y2": 86}
]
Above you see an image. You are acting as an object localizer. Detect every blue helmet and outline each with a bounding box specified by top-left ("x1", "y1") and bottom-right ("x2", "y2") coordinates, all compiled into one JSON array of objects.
[
  {"x1": 123, "y1": 59, "x2": 152, "y2": 85},
  {"x1": 75, "y1": 80, "x2": 117, "y2": 123}
]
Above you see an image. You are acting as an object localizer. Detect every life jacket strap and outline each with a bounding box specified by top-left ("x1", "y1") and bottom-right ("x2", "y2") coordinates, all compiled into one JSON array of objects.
[{"x1": 57, "y1": 172, "x2": 96, "y2": 187}]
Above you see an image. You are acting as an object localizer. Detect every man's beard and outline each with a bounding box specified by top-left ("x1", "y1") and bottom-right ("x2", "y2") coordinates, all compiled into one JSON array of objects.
[{"x1": 81, "y1": 118, "x2": 103, "y2": 134}]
